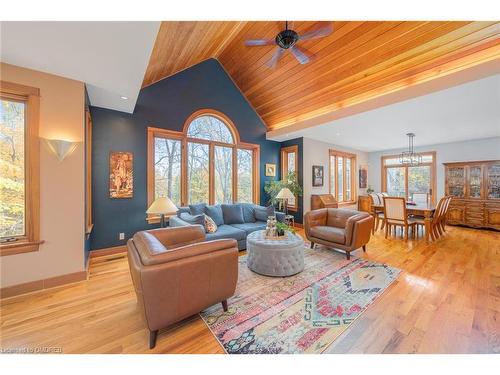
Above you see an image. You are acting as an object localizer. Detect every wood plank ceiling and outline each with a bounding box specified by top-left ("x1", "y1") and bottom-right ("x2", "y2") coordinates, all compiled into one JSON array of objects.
[{"x1": 143, "y1": 21, "x2": 500, "y2": 130}]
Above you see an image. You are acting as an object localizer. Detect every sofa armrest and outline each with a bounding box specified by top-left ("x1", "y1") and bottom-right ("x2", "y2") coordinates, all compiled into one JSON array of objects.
[
  {"x1": 345, "y1": 213, "x2": 373, "y2": 247},
  {"x1": 140, "y1": 238, "x2": 237, "y2": 266},
  {"x1": 304, "y1": 209, "x2": 327, "y2": 239}
]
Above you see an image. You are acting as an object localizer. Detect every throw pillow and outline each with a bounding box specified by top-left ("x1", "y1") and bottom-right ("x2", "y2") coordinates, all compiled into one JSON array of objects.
[
  {"x1": 221, "y1": 204, "x2": 245, "y2": 224},
  {"x1": 241, "y1": 203, "x2": 256, "y2": 223},
  {"x1": 204, "y1": 204, "x2": 224, "y2": 226},
  {"x1": 189, "y1": 203, "x2": 207, "y2": 215},
  {"x1": 204, "y1": 214, "x2": 218, "y2": 233},
  {"x1": 179, "y1": 212, "x2": 205, "y2": 226},
  {"x1": 254, "y1": 205, "x2": 275, "y2": 222}
]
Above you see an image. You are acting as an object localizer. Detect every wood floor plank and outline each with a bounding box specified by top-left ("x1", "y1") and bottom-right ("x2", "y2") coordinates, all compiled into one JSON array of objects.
[{"x1": 0, "y1": 226, "x2": 498, "y2": 353}]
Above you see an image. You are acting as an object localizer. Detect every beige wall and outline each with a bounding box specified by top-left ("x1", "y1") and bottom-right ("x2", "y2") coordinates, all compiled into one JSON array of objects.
[
  {"x1": 0, "y1": 63, "x2": 86, "y2": 288},
  {"x1": 302, "y1": 137, "x2": 369, "y2": 215}
]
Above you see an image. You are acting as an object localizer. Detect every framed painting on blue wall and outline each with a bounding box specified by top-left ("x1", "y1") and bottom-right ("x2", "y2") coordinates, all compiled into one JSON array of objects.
[
  {"x1": 265, "y1": 163, "x2": 276, "y2": 177},
  {"x1": 109, "y1": 151, "x2": 134, "y2": 198}
]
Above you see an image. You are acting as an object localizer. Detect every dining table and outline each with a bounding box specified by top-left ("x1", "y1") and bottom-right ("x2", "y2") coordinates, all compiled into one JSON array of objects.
[{"x1": 370, "y1": 202, "x2": 436, "y2": 243}]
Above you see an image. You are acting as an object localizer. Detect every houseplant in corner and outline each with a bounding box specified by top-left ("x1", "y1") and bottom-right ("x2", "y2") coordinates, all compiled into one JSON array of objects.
[{"x1": 264, "y1": 171, "x2": 303, "y2": 211}]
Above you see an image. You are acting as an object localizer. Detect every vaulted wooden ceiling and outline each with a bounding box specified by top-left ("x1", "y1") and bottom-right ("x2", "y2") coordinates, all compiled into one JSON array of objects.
[{"x1": 143, "y1": 21, "x2": 500, "y2": 131}]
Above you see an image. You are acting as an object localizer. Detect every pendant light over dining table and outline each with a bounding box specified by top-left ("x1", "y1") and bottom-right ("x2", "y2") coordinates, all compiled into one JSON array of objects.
[{"x1": 399, "y1": 133, "x2": 422, "y2": 166}]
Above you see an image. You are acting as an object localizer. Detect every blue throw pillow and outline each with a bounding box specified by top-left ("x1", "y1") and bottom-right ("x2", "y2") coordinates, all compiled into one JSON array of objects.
[
  {"x1": 240, "y1": 203, "x2": 256, "y2": 223},
  {"x1": 254, "y1": 205, "x2": 275, "y2": 222},
  {"x1": 179, "y1": 212, "x2": 205, "y2": 226},
  {"x1": 204, "y1": 205, "x2": 224, "y2": 226},
  {"x1": 176, "y1": 206, "x2": 190, "y2": 218},
  {"x1": 189, "y1": 203, "x2": 207, "y2": 215},
  {"x1": 221, "y1": 204, "x2": 244, "y2": 224}
]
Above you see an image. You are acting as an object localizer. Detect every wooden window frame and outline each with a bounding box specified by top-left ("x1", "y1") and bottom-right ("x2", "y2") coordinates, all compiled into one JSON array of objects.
[
  {"x1": 381, "y1": 151, "x2": 437, "y2": 205},
  {"x1": 85, "y1": 109, "x2": 93, "y2": 236},
  {"x1": 280, "y1": 145, "x2": 299, "y2": 212},
  {"x1": 0, "y1": 81, "x2": 42, "y2": 256},
  {"x1": 329, "y1": 149, "x2": 357, "y2": 206},
  {"x1": 147, "y1": 109, "x2": 260, "y2": 223}
]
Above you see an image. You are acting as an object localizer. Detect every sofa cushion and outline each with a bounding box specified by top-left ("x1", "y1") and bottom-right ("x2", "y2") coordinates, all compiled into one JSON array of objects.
[
  {"x1": 204, "y1": 204, "x2": 224, "y2": 226},
  {"x1": 189, "y1": 203, "x2": 207, "y2": 215},
  {"x1": 204, "y1": 214, "x2": 218, "y2": 233},
  {"x1": 179, "y1": 212, "x2": 205, "y2": 226},
  {"x1": 221, "y1": 204, "x2": 244, "y2": 224},
  {"x1": 230, "y1": 221, "x2": 267, "y2": 235},
  {"x1": 176, "y1": 206, "x2": 190, "y2": 217},
  {"x1": 240, "y1": 203, "x2": 256, "y2": 223},
  {"x1": 206, "y1": 224, "x2": 246, "y2": 241},
  {"x1": 310, "y1": 225, "x2": 346, "y2": 245},
  {"x1": 254, "y1": 205, "x2": 275, "y2": 222}
]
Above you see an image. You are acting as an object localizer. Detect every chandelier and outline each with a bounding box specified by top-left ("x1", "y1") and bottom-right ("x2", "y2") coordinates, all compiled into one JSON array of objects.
[{"x1": 399, "y1": 133, "x2": 422, "y2": 166}]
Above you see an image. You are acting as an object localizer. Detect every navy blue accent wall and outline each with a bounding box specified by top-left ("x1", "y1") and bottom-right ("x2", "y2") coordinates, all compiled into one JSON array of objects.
[
  {"x1": 281, "y1": 137, "x2": 304, "y2": 224},
  {"x1": 90, "y1": 59, "x2": 281, "y2": 250}
]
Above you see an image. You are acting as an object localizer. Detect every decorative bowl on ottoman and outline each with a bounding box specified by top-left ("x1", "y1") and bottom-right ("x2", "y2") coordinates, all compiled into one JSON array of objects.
[{"x1": 246, "y1": 230, "x2": 304, "y2": 277}]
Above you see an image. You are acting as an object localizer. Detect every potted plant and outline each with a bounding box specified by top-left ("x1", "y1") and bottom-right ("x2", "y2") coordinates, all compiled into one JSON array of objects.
[
  {"x1": 264, "y1": 171, "x2": 303, "y2": 210},
  {"x1": 276, "y1": 222, "x2": 295, "y2": 236}
]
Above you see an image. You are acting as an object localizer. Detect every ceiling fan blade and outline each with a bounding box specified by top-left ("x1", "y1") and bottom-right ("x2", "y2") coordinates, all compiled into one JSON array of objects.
[
  {"x1": 267, "y1": 47, "x2": 284, "y2": 68},
  {"x1": 245, "y1": 39, "x2": 275, "y2": 46},
  {"x1": 291, "y1": 45, "x2": 313, "y2": 65},
  {"x1": 299, "y1": 23, "x2": 333, "y2": 41}
]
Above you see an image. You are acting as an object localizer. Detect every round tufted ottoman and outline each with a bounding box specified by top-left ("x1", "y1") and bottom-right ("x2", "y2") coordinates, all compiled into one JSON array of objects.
[{"x1": 246, "y1": 230, "x2": 304, "y2": 277}]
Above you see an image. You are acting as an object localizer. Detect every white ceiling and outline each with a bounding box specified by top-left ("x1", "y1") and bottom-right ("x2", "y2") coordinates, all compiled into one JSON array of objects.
[
  {"x1": 0, "y1": 21, "x2": 159, "y2": 113},
  {"x1": 269, "y1": 74, "x2": 500, "y2": 152}
]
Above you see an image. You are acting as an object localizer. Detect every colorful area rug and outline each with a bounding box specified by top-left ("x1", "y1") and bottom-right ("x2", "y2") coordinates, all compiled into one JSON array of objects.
[{"x1": 200, "y1": 247, "x2": 400, "y2": 354}]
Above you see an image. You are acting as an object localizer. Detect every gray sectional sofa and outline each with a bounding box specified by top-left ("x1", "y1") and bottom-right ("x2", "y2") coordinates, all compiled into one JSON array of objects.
[{"x1": 169, "y1": 203, "x2": 285, "y2": 250}]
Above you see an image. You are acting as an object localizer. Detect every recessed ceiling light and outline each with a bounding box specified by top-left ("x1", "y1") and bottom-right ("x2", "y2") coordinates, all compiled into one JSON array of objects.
[{"x1": 120, "y1": 96, "x2": 128, "y2": 100}]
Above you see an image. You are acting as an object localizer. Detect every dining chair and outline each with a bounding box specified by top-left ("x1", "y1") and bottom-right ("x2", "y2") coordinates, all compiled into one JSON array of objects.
[
  {"x1": 413, "y1": 197, "x2": 447, "y2": 241},
  {"x1": 383, "y1": 197, "x2": 417, "y2": 241},
  {"x1": 437, "y1": 196, "x2": 452, "y2": 235},
  {"x1": 369, "y1": 193, "x2": 384, "y2": 233},
  {"x1": 412, "y1": 193, "x2": 429, "y2": 205}
]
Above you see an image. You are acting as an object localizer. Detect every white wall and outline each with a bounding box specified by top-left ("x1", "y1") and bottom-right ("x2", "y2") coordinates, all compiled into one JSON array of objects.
[
  {"x1": 302, "y1": 137, "x2": 369, "y2": 215},
  {"x1": 368, "y1": 137, "x2": 500, "y2": 199}
]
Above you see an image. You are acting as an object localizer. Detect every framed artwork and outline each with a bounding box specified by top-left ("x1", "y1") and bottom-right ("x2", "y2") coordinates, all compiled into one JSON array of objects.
[
  {"x1": 109, "y1": 151, "x2": 134, "y2": 198},
  {"x1": 359, "y1": 165, "x2": 368, "y2": 188},
  {"x1": 265, "y1": 163, "x2": 276, "y2": 177},
  {"x1": 312, "y1": 165, "x2": 324, "y2": 187}
]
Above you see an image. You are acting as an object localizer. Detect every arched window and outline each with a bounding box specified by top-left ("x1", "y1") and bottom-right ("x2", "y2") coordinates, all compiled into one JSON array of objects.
[{"x1": 148, "y1": 109, "x2": 259, "y2": 219}]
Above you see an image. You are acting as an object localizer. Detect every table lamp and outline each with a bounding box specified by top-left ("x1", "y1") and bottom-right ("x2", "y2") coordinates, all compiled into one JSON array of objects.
[
  {"x1": 276, "y1": 187, "x2": 295, "y2": 216},
  {"x1": 146, "y1": 197, "x2": 178, "y2": 227}
]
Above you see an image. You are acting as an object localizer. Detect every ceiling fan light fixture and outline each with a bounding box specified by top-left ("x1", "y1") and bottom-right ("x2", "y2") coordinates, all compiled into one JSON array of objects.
[{"x1": 275, "y1": 29, "x2": 299, "y2": 49}]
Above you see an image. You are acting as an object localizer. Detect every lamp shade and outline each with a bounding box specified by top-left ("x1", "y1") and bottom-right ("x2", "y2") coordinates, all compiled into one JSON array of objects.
[
  {"x1": 146, "y1": 197, "x2": 178, "y2": 215},
  {"x1": 276, "y1": 187, "x2": 295, "y2": 200}
]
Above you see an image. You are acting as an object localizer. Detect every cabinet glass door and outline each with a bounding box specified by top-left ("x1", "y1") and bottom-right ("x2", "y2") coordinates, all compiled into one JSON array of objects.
[
  {"x1": 447, "y1": 167, "x2": 466, "y2": 197},
  {"x1": 487, "y1": 163, "x2": 500, "y2": 199},
  {"x1": 468, "y1": 165, "x2": 483, "y2": 198}
]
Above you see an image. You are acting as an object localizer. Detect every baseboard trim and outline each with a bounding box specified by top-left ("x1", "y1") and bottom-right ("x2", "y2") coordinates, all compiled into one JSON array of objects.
[
  {"x1": 0, "y1": 270, "x2": 88, "y2": 299},
  {"x1": 89, "y1": 245, "x2": 127, "y2": 259}
]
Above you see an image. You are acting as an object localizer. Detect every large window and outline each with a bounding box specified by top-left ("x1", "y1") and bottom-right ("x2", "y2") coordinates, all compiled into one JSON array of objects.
[
  {"x1": 382, "y1": 152, "x2": 436, "y2": 204},
  {"x1": 0, "y1": 81, "x2": 41, "y2": 256},
  {"x1": 148, "y1": 110, "x2": 259, "y2": 221},
  {"x1": 281, "y1": 145, "x2": 299, "y2": 210},
  {"x1": 329, "y1": 149, "x2": 357, "y2": 204}
]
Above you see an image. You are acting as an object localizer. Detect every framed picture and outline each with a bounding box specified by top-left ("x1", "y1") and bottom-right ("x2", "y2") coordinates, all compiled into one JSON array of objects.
[
  {"x1": 312, "y1": 165, "x2": 324, "y2": 187},
  {"x1": 265, "y1": 163, "x2": 276, "y2": 177},
  {"x1": 109, "y1": 151, "x2": 134, "y2": 198},
  {"x1": 359, "y1": 165, "x2": 368, "y2": 188}
]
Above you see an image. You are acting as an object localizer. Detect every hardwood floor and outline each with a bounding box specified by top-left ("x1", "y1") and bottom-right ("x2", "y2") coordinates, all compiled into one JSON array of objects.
[{"x1": 1, "y1": 226, "x2": 499, "y2": 354}]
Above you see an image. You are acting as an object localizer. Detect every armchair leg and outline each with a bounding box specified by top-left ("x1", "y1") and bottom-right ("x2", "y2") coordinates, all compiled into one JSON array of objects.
[
  {"x1": 222, "y1": 300, "x2": 228, "y2": 312},
  {"x1": 362, "y1": 245, "x2": 366, "y2": 252},
  {"x1": 310, "y1": 242, "x2": 315, "y2": 249},
  {"x1": 149, "y1": 329, "x2": 158, "y2": 349},
  {"x1": 346, "y1": 252, "x2": 350, "y2": 260}
]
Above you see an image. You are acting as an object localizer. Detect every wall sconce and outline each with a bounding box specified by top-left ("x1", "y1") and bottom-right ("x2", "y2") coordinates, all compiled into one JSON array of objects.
[{"x1": 43, "y1": 139, "x2": 78, "y2": 161}]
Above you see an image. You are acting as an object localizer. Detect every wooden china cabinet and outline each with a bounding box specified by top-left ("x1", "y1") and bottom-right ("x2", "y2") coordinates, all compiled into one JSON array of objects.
[{"x1": 444, "y1": 160, "x2": 500, "y2": 230}]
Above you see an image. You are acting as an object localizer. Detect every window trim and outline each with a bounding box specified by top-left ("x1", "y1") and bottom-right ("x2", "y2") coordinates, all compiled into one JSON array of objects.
[
  {"x1": 85, "y1": 109, "x2": 93, "y2": 236},
  {"x1": 0, "y1": 81, "x2": 42, "y2": 256},
  {"x1": 280, "y1": 145, "x2": 299, "y2": 212},
  {"x1": 381, "y1": 151, "x2": 436, "y2": 205},
  {"x1": 147, "y1": 109, "x2": 260, "y2": 223},
  {"x1": 329, "y1": 149, "x2": 357, "y2": 205}
]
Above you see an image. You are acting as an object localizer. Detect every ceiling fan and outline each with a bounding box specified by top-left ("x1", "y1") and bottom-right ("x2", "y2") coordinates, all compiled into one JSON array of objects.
[{"x1": 245, "y1": 21, "x2": 333, "y2": 68}]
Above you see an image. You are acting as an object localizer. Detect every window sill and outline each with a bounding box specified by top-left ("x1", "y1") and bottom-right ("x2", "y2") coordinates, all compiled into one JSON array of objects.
[{"x1": 0, "y1": 240, "x2": 44, "y2": 256}]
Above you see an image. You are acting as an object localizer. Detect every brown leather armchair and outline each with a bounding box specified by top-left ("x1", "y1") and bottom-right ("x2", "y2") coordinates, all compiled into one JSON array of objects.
[
  {"x1": 127, "y1": 225, "x2": 238, "y2": 349},
  {"x1": 304, "y1": 208, "x2": 374, "y2": 260}
]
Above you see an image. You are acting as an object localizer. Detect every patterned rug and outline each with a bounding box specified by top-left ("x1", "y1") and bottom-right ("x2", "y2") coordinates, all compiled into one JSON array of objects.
[{"x1": 200, "y1": 246, "x2": 400, "y2": 354}]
